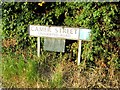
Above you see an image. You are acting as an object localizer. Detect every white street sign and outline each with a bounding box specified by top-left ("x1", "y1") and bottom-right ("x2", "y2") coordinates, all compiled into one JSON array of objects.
[
  {"x1": 28, "y1": 25, "x2": 91, "y2": 65},
  {"x1": 29, "y1": 25, "x2": 79, "y2": 40}
]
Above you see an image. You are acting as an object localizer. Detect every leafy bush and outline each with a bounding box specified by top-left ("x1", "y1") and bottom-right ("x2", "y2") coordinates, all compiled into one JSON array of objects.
[
  {"x1": 2, "y1": 2, "x2": 120, "y2": 88},
  {"x1": 2, "y1": 2, "x2": 120, "y2": 68},
  {"x1": 64, "y1": 2, "x2": 120, "y2": 69}
]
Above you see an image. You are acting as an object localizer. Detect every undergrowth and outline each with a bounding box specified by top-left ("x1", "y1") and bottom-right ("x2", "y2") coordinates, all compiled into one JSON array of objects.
[{"x1": 2, "y1": 51, "x2": 120, "y2": 88}]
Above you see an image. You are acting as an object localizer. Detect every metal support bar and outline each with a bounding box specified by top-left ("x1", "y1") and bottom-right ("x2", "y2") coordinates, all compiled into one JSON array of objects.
[
  {"x1": 78, "y1": 40, "x2": 82, "y2": 65},
  {"x1": 37, "y1": 37, "x2": 40, "y2": 57}
]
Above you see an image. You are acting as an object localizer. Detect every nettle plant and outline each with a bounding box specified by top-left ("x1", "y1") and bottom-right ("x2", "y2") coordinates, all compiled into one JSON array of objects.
[{"x1": 2, "y1": 2, "x2": 120, "y2": 68}]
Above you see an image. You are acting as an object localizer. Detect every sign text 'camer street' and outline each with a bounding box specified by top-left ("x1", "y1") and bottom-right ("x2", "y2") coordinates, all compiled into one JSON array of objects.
[{"x1": 29, "y1": 25, "x2": 80, "y2": 40}]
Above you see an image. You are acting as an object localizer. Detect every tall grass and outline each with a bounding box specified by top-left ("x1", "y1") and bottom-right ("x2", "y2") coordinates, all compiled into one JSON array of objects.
[
  {"x1": 50, "y1": 63, "x2": 63, "y2": 88},
  {"x1": 0, "y1": 18, "x2": 2, "y2": 88},
  {"x1": 2, "y1": 51, "x2": 120, "y2": 88},
  {"x1": 2, "y1": 53, "x2": 38, "y2": 88},
  {"x1": 2, "y1": 51, "x2": 62, "y2": 88}
]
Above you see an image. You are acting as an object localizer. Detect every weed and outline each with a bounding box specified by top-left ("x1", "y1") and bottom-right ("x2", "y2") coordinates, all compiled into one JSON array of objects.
[{"x1": 2, "y1": 52, "x2": 120, "y2": 88}]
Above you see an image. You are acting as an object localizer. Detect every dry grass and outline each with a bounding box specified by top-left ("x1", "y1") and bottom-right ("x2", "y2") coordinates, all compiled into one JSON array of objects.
[
  {"x1": 52, "y1": 60, "x2": 120, "y2": 88},
  {"x1": 2, "y1": 53, "x2": 120, "y2": 88}
]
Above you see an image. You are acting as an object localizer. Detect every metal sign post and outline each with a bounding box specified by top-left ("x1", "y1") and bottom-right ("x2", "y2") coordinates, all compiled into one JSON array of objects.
[
  {"x1": 78, "y1": 40, "x2": 82, "y2": 65},
  {"x1": 37, "y1": 37, "x2": 40, "y2": 57},
  {"x1": 77, "y1": 29, "x2": 91, "y2": 65},
  {"x1": 29, "y1": 25, "x2": 91, "y2": 65}
]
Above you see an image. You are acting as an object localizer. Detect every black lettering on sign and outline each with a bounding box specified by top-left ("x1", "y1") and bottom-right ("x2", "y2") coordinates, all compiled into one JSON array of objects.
[
  {"x1": 55, "y1": 28, "x2": 58, "y2": 33},
  {"x1": 62, "y1": 29, "x2": 66, "y2": 33},
  {"x1": 70, "y1": 29, "x2": 73, "y2": 34},
  {"x1": 74, "y1": 29, "x2": 78, "y2": 34},
  {"x1": 39, "y1": 27, "x2": 43, "y2": 31},
  {"x1": 31, "y1": 26, "x2": 34, "y2": 31}
]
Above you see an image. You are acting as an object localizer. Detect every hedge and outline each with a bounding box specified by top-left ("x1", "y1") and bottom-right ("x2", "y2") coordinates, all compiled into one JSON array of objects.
[{"x1": 2, "y1": 2, "x2": 120, "y2": 68}]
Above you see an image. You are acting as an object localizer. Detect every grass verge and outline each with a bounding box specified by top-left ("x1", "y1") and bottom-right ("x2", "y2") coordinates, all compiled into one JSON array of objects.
[{"x1": 1, "y1": 52, "x2": 120, "y2": 88}]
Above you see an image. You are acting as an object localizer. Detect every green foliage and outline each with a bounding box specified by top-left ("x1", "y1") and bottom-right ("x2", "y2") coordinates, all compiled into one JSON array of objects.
[
  {"x1": 2, "y1": 51, "x2": 63, "y2": 88},
  {"x1": 2, "y1": 54, "x2": 37, "y2": 81},
  {"x1": 2, "y1": 53, "x2": 119, "y2": 88},
  {"x1": 64, "y1": 2, "x2": 120, "y2": 69},
  {"x1": 2, "y1": 2, "x2": 120, "y2": 76},
  {"x1": 50, "y1": 71, "x2": 63, "y2": 88},
  {"x1": 2, "y1": 2, "x2": 120, "y2": 66}
]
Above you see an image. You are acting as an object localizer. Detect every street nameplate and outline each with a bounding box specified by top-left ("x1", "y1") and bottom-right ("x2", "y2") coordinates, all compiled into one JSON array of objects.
[
  {"x1": 29, "y1": 25, "x2": 80, "y2": 40},
  {"x1": 79, "y1": 29, "x2": 91, "y2": 41}
]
